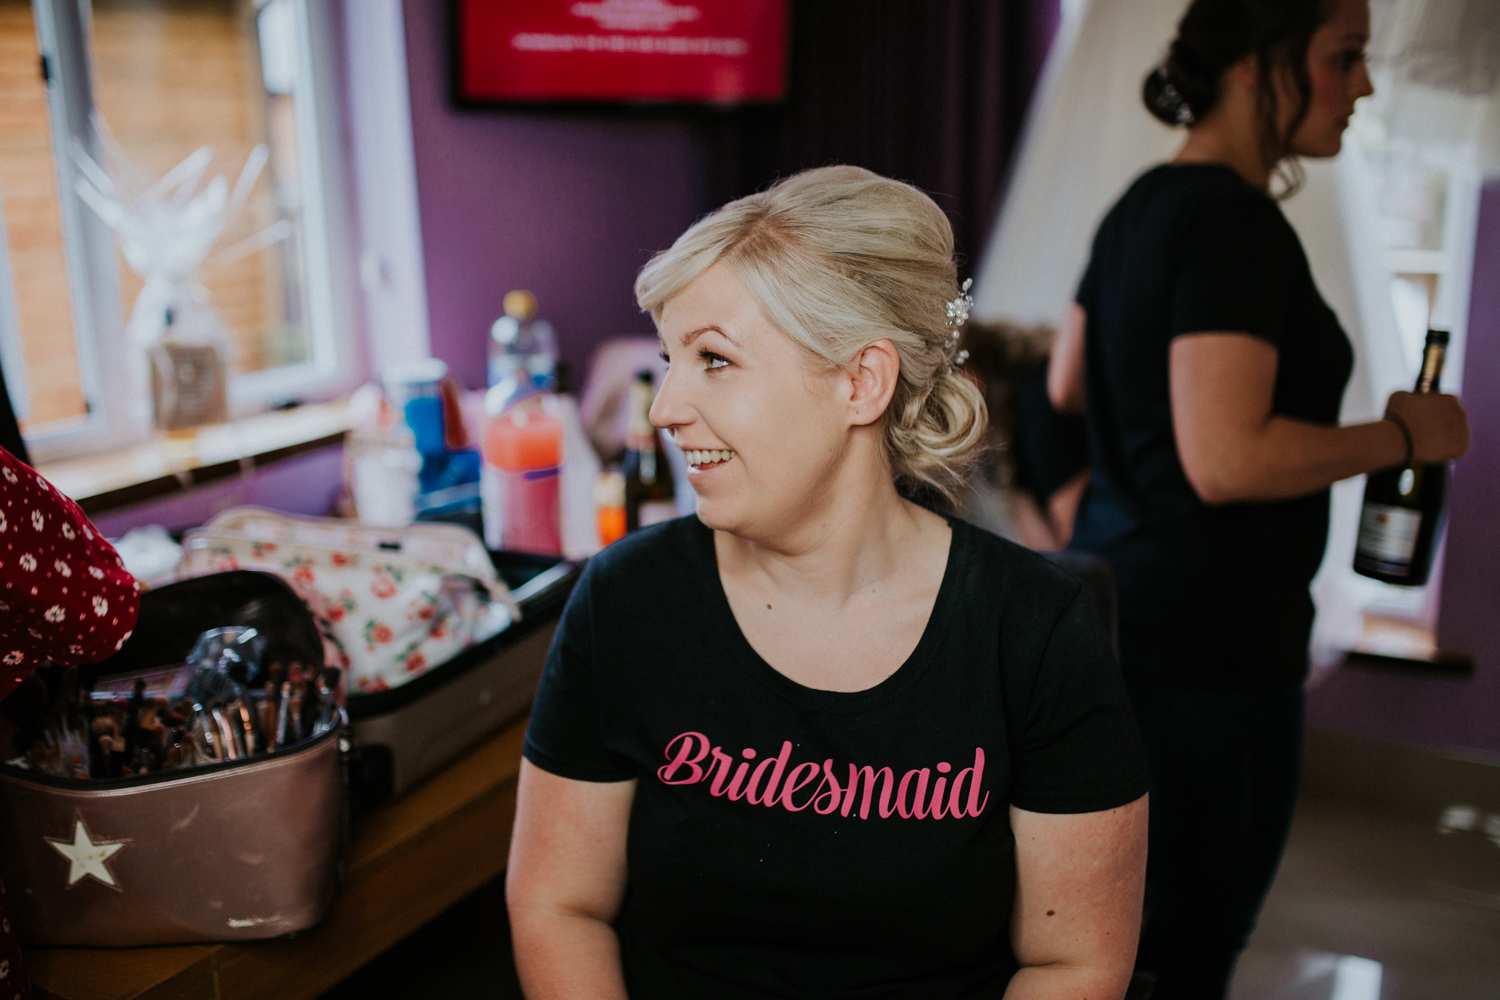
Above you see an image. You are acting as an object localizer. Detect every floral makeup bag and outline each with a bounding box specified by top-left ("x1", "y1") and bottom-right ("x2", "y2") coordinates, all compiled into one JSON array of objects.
[{"x1": 178, "y1": 508, "x2": 518, "y2": 694}]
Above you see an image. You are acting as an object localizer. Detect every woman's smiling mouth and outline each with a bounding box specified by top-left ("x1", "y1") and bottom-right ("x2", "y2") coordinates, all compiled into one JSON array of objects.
[{"x1": 685, "y1": 449, "x2": 735, "y2": 469}]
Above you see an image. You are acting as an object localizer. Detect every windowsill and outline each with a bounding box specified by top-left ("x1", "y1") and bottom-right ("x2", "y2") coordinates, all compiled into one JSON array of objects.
[
  {"x1": 37, "y1": 399, "x2": 351, "y2": 516},
  {"x1": 1343, "y1": 615, "x2": 1474, "y2": 678}
]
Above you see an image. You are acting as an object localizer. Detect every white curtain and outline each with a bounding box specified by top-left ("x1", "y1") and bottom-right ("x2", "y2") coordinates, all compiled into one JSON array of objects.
[
  {"x1": 973, "y1": 0, "x2": 1499, "y2": 673},
  {"x1": 970, "y1": 0, "x2": 1182, "y2": 328}
]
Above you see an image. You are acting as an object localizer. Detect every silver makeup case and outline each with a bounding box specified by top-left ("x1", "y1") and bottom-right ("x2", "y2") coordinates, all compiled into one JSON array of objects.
[
  {"x1": 0, "y1": 571, "x2": 347, "y2": 947},
  {"x1": 0, "y1": 549, "x2": 579, "y2": 946}
]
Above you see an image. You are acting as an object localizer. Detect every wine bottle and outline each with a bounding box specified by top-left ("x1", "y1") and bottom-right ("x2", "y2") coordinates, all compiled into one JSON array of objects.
[
  {"x1": 623, "y1": 371, "x2": 677, "y2": 531},
  {"x1": 1353, "y1": 328, "x2": 1450, "y2": 586}
]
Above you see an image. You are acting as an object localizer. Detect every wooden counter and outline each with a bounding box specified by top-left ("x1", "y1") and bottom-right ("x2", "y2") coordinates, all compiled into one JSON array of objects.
[{"x1": 25, "y1": 714, "x2": 528, "y2": 1000}]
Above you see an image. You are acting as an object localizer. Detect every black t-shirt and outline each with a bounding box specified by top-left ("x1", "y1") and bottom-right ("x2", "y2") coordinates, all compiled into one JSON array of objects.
[
  {"x1": 1070, "y1": 163, "x2": 1354, "y2": 687},
  {"x1": 524, "y1": 515, "x2": 1148, "y2": 999}
]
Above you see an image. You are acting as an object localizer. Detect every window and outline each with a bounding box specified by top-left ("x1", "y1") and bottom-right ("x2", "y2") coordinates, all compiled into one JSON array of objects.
[
  {"x1": 0, "y1": 0, "x2": 355, "y2": 461},
  {"x1": 0, "y1": 0, "x2": 85, "y2": 428}
]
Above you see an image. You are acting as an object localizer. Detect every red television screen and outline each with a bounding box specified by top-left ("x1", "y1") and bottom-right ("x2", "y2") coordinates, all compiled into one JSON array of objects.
[{"x1": 455, "y1": 0, "x2": 788, "y2": 105}]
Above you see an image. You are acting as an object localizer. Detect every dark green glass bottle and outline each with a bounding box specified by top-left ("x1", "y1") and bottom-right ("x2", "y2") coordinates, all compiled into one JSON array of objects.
[
  {"x1": 1353, "y1": 329, "x2": 1449, "y2": 586},
  {"x1": 623, "y1": 372, "x2": 677, "y2": 532}
]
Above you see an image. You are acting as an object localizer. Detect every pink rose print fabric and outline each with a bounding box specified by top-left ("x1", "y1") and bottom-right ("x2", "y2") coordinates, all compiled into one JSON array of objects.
[
  {"x1": 178, "y1": 510, "x2": 515, "y2": 696},
  {"x1": 0, "y1": 446, "x2": 140, "y2": 703}
]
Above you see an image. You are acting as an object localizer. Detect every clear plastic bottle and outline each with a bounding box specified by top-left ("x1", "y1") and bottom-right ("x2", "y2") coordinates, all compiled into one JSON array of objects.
[
  {"x1": 553, "y1": 364, "x2": 603, "y2": 559},
  {"x1": 382, "y1": 358, "x2": 451, "y2": 500},
  {"x1": 487, "y1": 290, "x2": 558, "y2": 403}
]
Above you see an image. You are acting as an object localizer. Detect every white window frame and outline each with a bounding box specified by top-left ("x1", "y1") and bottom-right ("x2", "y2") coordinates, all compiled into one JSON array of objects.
[{"x1": 1, "y1": 0, "x2": 362, "y2": 464}]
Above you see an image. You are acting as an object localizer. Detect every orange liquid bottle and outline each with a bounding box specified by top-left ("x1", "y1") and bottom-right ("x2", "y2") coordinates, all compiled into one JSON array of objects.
[{"x1": 482, "y1": 398, "x2": 563, "y2": 555}]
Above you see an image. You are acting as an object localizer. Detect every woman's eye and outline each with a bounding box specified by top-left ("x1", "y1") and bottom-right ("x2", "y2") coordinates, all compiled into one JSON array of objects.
[
  {"x1": 659, "y1": 350, "x2": 670, "y2": 365},
  {"x1": 1340, "y1": 49, "x2": 1366, "y2": 71},
  {"x1": 703, "y1": 352, "x2": 729, "y2": 371}
]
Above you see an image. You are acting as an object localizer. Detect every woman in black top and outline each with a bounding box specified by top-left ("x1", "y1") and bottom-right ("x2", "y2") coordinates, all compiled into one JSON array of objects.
[
  {"x1": 1048, "y1": 1, "x2": 1469, "y2": 998},
  {"x1": 507, "y1": 166, "x2": 1151, "y2": 998}
]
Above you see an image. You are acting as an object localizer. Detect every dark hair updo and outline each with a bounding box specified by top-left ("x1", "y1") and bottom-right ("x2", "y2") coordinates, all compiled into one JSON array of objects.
[{"x1": 1144, "y1": 0, "x2": 1336, "y2": 182}]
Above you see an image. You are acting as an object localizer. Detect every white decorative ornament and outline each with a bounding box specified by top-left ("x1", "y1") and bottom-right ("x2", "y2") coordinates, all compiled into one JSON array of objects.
[
  {"x1": 944, "y1": 278, "x2": 974, "y2": 329},
  {"x1": 941, "y1": 279, "x2": 975, "y2": 371},
  {"x1": 72, "y1": 126, "x2": 285, "y2": 353},
  {"x1": 46, "y1": 817, "x2": 130, "y2": 890}
]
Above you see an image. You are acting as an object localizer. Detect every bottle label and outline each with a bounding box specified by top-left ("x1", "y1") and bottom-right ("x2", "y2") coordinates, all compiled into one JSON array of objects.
[
  {"x1": 1416, "y1": 342, "x2": 1446, "y2": 394},
  {"x1": 1356, "y1": 503, "x2": 1422, "y2": 571},
  {"x1": 639, "y1": 499, "x2": 677, "y2": 528}
]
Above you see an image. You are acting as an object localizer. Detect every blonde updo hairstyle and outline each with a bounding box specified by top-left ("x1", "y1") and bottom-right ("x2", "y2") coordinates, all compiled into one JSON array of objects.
[{"x1": 635, "y1": 165, "x2": 987, "y2": 502}]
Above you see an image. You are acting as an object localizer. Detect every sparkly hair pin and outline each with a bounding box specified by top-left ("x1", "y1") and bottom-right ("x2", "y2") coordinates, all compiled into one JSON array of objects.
[
  {"x1": 1154, "y1": 62, "x2": 1195, "y2": 126},
  {"x1": 944, "y1": 278, "x2": 973, "y2": 371},
  {"x1": 945, "y1": 278, "x2": 974, "y2": 329},
  {"x1": 1163, "y1": 83, "x2": 1195, "y2": 125}
]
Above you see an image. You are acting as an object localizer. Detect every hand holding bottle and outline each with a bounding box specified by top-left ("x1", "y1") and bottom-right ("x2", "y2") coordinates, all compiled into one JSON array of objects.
[
  {"x1": 1384, "y1": 390, "x2": 1470, "y2": 466},
  {"x1": 1356, "y1": 329, "x2": 1465, "y2": 586}
]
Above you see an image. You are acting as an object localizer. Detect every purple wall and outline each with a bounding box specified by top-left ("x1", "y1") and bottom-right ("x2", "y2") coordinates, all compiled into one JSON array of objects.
[
  {"x1": 1309, "y1": 181, "x2": 1500, "y2": 756},
  {"x1": 401, "y1": 0, "x2": 710, "y2": 390}
]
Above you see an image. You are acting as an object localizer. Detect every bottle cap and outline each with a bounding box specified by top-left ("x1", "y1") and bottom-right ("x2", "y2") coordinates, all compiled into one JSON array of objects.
[
  {"x1": 1425, "y1": 328, "x2": 1450, "y2": 346},
  {"x1": 503, "y1": 290, "x2": 539, "y2": 320}
]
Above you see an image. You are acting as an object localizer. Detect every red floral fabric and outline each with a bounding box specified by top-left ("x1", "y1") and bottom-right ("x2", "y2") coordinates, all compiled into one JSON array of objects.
[{"x1": 0, "y1": 446, "x2": 140, "y2": 702}]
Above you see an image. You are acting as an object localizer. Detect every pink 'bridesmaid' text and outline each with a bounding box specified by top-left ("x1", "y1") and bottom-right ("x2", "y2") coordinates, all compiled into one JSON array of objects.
[{"x1": 656, "y1": 731, "x2": 991, "y2": 820}]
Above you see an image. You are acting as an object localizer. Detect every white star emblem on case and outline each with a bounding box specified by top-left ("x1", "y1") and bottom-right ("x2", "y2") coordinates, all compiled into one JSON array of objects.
[{"x1": 45, "y1": 816, "x2": 130, "y2": 890}]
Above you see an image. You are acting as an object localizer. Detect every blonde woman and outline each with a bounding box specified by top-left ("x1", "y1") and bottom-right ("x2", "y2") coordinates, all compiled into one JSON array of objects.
[{"x1": 506, "y1": 167, "x2": 1149, "y2": 999}]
